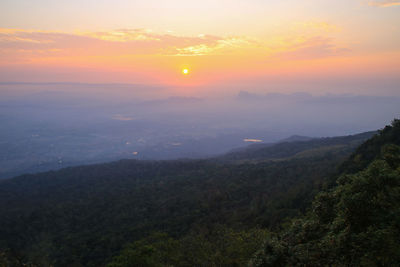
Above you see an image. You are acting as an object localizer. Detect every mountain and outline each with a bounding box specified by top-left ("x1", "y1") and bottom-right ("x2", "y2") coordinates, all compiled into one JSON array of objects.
[
  {"x1": 0, "y1": 125, "x2": 392, "y2": 266},
  {"x1": 250, "y1": 119, "x2": 400, "y2": 266},
  {"x1": 220, "y1": 131, "x2": 375, "y2": 162},
  {"x1": 278, "y1": 135, "x2": 314, "y2": 143}
]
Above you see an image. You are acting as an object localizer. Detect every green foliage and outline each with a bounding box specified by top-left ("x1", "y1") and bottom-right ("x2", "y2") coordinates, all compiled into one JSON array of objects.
[
  {"x1": 339, "y1": 119, "x2": 400, "y2": 174},
  {"x1": 107, "y1": 227, "x2": 268, "y2": 267},
  {"x1": 107, "y1": 232, "x2": 180, "y2": 267},
  {"x1": 251, "y1": 120, "x2": 400, "y2": 266},
  {"x1": 0, "y1": 250, "x2": 40, "y2": 267},
  {"x1": 0, "y1": 123, "x2": 392, "y2": 266},
  {"x1": 0, "y1": 136, "x2": 353, "y2": 266}
]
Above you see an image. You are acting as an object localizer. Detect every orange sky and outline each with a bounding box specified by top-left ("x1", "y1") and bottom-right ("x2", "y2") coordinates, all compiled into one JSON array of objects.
[{"x1": 0, "y1": 0, "x2": 399, "y2": 96}]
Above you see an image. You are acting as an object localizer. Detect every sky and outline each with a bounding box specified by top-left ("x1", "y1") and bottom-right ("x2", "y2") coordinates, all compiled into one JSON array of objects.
[{"x1": 0, "y1": 0, "x2": 399, "y2": 96}]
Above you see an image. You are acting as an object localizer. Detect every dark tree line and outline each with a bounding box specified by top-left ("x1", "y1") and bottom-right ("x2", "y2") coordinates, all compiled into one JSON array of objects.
[{"x1": 0, "y1": 122, "x2": 395, "y2": 266}]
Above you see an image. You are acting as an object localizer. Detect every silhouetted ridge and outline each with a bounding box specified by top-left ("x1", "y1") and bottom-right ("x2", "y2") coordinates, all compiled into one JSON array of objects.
[
  {"x1": 221, "y1": 131, "x2": 375, "y2": 162},
  {"x1": 339, "y1": 119, "x2": 400, "y2": 174},
  {"x1": 251, "y1": 119, "x2": 400, "y2": 266},
  {"x1": 278, "y1": 135, "x2": 314, "y2": 143}
]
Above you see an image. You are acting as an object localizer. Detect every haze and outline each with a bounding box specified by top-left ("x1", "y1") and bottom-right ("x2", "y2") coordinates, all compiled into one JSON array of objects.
[{"x1": 0, "y1": 0, "x2": 399, "y2": 178}]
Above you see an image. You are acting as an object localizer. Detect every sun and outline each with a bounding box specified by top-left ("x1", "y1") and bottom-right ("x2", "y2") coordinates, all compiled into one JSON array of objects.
[{"x1": 182, "y1": 68, "x2": 189, "y2": 75}]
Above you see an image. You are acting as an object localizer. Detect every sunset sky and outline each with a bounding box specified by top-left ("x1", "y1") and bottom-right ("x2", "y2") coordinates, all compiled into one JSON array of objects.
[{"x1": 0, "y1": 0, "x2": 399, "y2": 96}]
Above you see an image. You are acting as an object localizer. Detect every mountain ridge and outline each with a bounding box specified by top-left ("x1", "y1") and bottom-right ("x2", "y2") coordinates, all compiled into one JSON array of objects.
[
  {"x1": 219, "y1": 131, "x2": 376, "y2": 162},
  {"x1": 0, "y1": 126, "x2": 391, "y2": 266}
]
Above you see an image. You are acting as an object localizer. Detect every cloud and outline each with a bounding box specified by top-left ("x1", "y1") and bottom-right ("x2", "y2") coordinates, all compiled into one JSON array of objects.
[
  {"x1": 367, "y1": 0, "x2": 400, "y2": 7},
  {"x1": 271, "y1": 36, "x2": 349, "y2": 60},
  {"x1": 293, "y1": 21, "x2": 341, "y2": 33},
  {"x1": 0, "y1": 27, "x2": 347, "y2": 65},
  {"x1": 84, "y1": 29, "x2": 161, "y2": 42},
  {"x1": 172, "y1": 36, "x2": 254, "y2": 56},
  {"x1": 0, "y1": 28, "x2": 248, "y2": 61}
]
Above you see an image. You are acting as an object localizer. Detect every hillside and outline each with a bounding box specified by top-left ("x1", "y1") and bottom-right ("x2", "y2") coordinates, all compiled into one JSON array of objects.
[
  {"x1": 0, "y1": 128, "x2": 385, "y2": 266},
  {"x1": 220, "y1": 131, "x2": 375, "y2": 162},
  {"x1": 251, "y1": 119, "x2": 400, "y2": 266}
]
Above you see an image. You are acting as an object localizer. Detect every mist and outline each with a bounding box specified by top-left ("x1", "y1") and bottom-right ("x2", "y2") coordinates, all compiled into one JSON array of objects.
[{"x1": 1, "y1": 82, "x2": 399, "y2": 178}]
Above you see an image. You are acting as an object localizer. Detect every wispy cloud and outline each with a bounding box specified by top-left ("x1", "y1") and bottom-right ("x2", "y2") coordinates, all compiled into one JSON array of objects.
[
  {"x1": 0, "y1": 28, "x2": 240, "y2": 60},
  {"x1": 0, "y1": 26, "x2": 347, "y2": 65},
  {"x1": 274, "y1": 36, "x2": 350, "y2": 60},
  {"x1": 367, "y1": 0, "x2": 400, "y2": 7},
  {"x1": 293, "y1": 21, "x2": 341, "y2": 33},
  {"x1": 172, "y1": 36, "x2": 254, "y2": 56},
  {"x1": 84, "y1": 29, "x2": 161, "y2": 42}
]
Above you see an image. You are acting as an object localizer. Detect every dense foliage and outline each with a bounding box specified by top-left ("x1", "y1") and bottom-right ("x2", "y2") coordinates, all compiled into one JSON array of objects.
[
  {"x1": 340, "y1": 119, "x2": 400, "y2": 174},
  {"x1": 107, "y1": 227, "x2": 268, "y2": 267},
  {"x1": 0, "y1": 135, "x2": 372, "y2": 266},
  {"x1": 251, "y1": 119, "x2": 400, "y2": 266},
  {"x1": 0, "y1": 127, "x2": 390, "y2": 266}
]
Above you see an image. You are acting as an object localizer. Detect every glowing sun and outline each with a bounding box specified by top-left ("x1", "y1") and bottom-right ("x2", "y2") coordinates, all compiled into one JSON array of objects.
[{"x1": 182, "y1": 68, "x2": 189, "y2": 75}]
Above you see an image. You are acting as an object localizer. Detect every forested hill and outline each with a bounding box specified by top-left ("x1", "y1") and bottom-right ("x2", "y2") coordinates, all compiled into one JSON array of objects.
[
  {"x1": 339, "y1": 121, "x2": 400, "y2": 174},
  {"x1": 251, "y1": 119, "x2": 400, "y2": 266},
  {"x1": 219, "y1": 131, "x2": 375, "y2": 162},
  {"x1": 0, "y1": 126, "x2": 392, "y2": 266}
]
